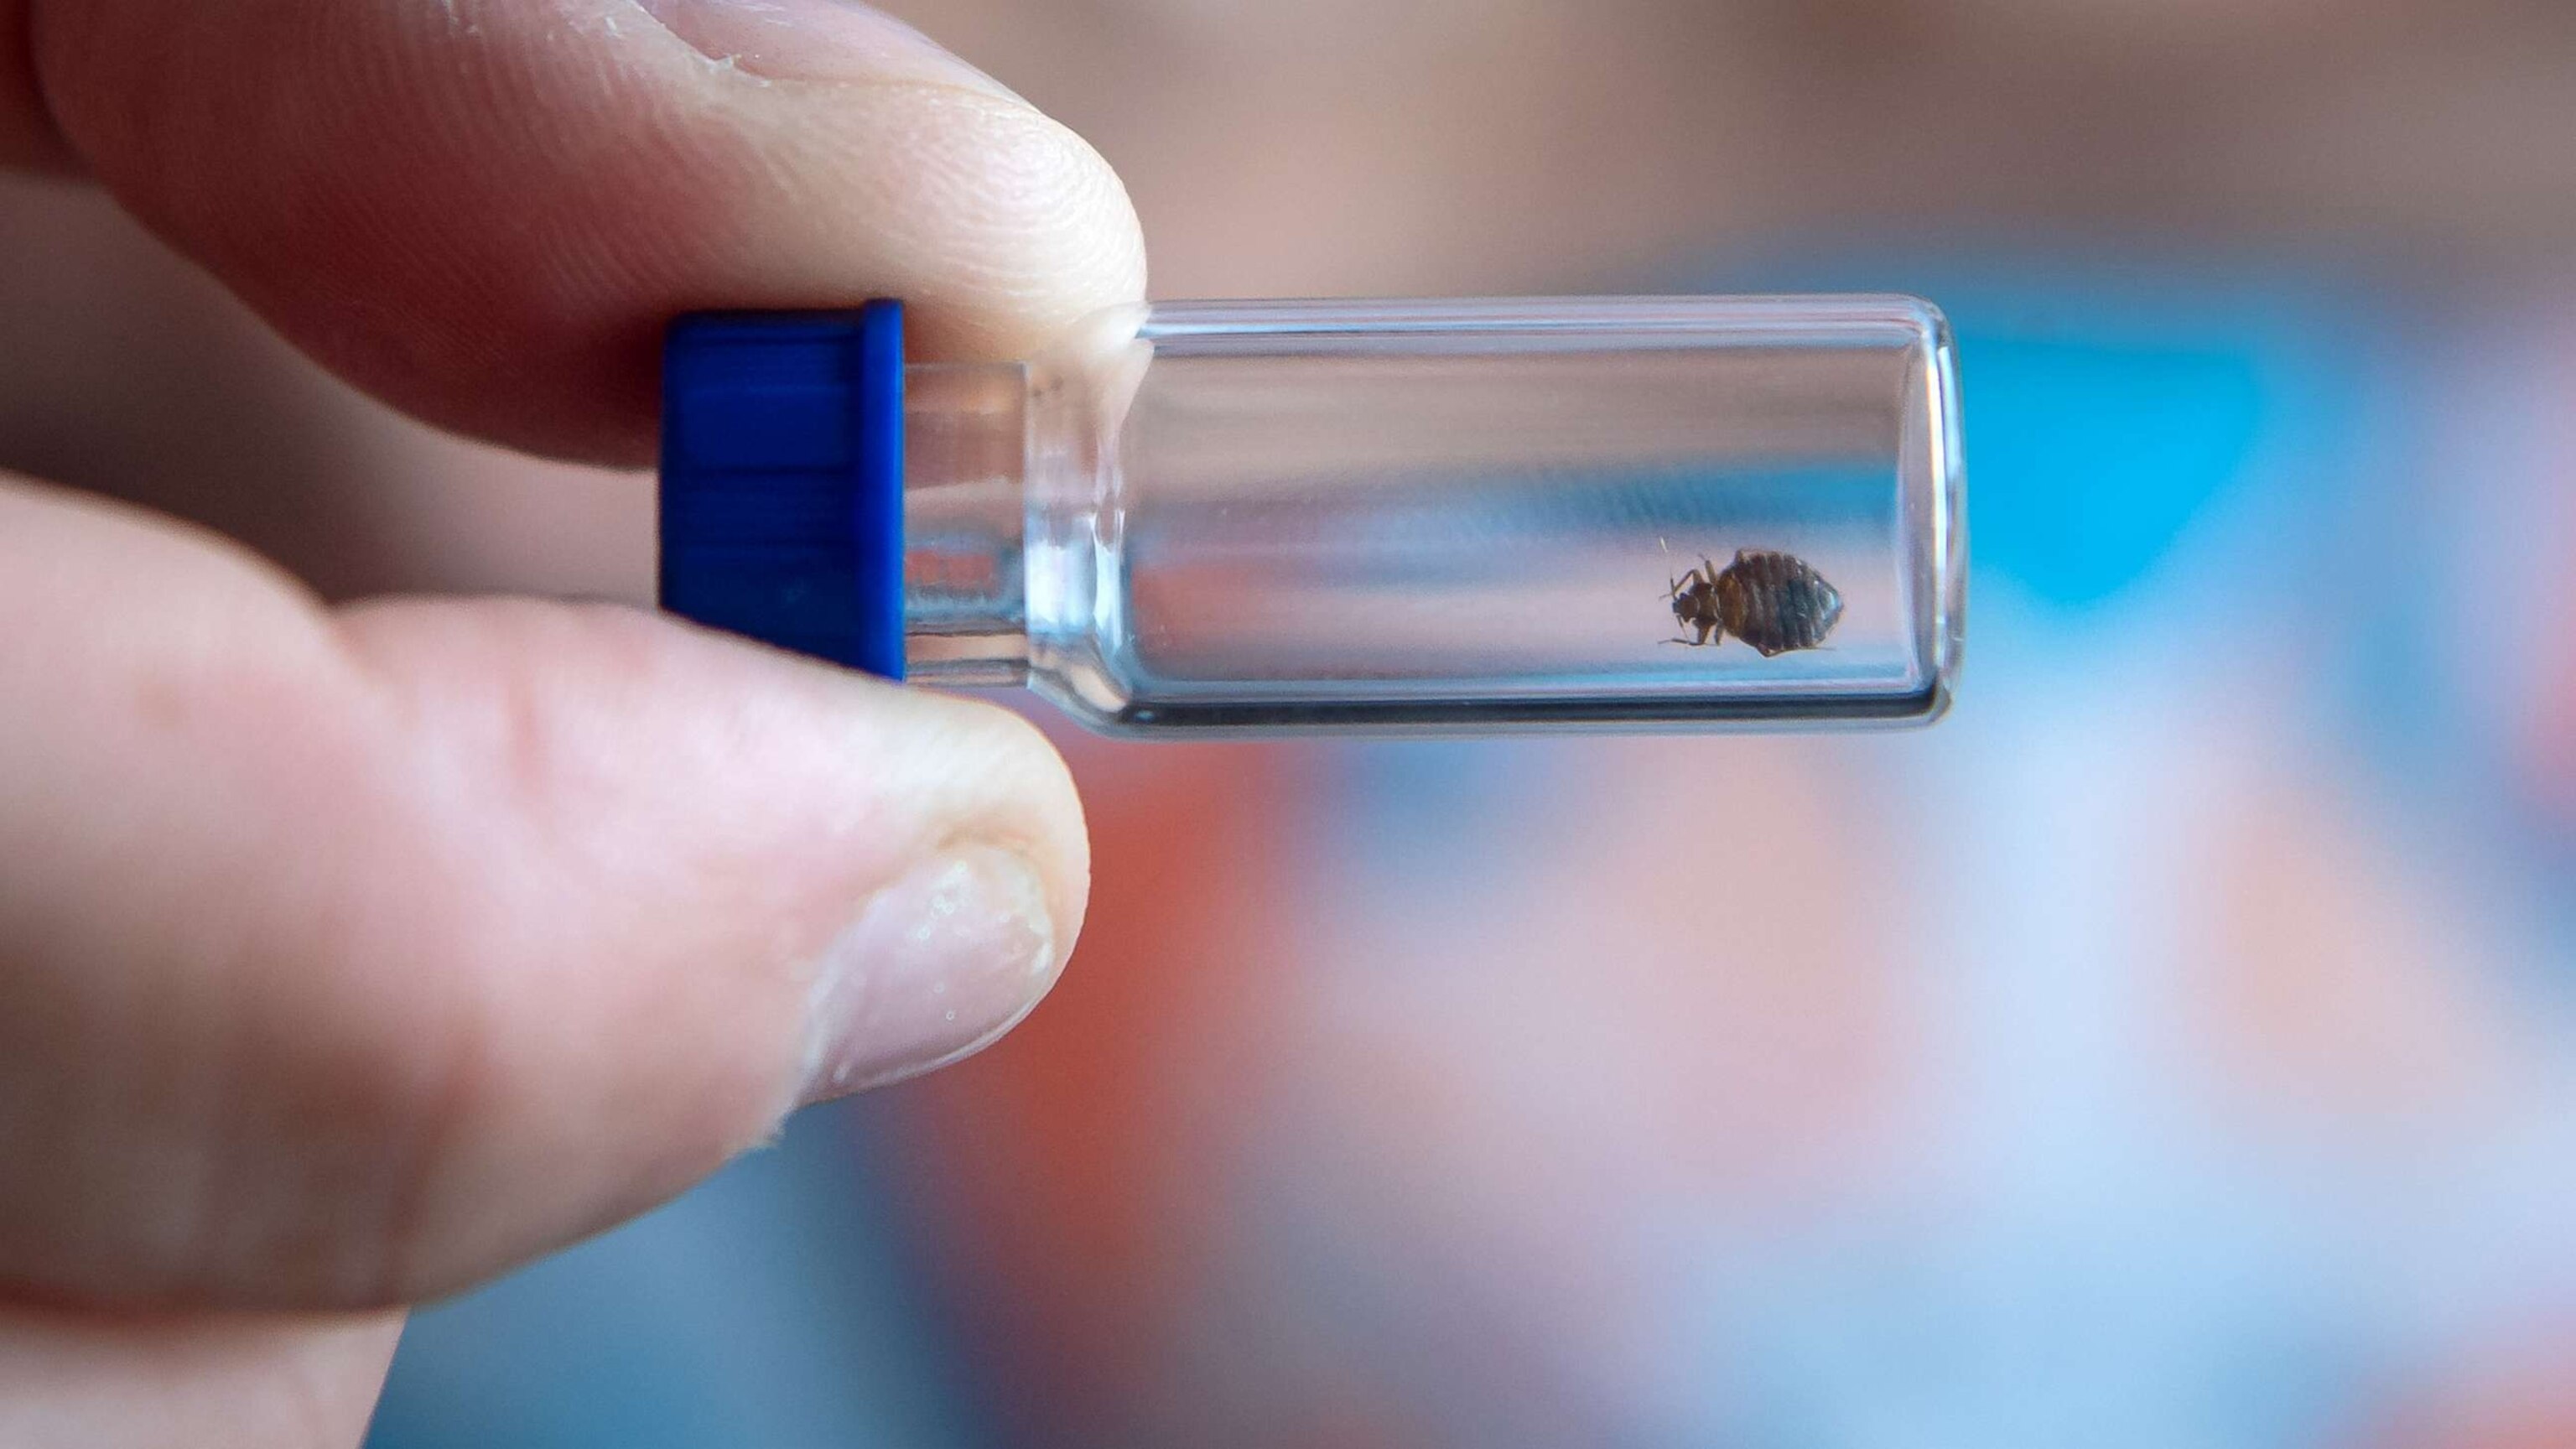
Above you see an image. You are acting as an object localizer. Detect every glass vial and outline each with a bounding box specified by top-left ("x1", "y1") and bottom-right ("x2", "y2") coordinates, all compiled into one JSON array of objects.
[{"x1": 901, "y1": 297, "x2": 1963, "y2": 735}]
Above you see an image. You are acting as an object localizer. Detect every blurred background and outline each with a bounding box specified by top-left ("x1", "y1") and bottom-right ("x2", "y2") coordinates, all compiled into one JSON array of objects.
[{"x1": 8, "y1": 0, "x2": 2576, "y2": 1444}]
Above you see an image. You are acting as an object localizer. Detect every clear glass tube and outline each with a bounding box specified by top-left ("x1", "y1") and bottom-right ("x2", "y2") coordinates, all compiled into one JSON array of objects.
[{"x1": 901, "y1": 297, "x2": 1963, "y2": 736}]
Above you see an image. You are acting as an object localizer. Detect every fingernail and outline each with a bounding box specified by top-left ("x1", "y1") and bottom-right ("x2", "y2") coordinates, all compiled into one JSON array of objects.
[
  {"x1": 798, "y1": 847, "x2": 1061, "y2": 1103},
  {"x1": 630, "y1": 0, "x2": 1024, "y2": 98}
]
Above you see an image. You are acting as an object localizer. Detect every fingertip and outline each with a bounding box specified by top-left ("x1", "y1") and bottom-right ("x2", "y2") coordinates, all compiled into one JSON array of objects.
[
  {"x1": 671, "y1": 75, "x2": 1148, "y2": 372},
  {"x1": 320, "y1": 600, "x2": 1094, "y2": 1291},
  {"x1": 886, "y1": 95, "x2": 1150, "y2": 364}
]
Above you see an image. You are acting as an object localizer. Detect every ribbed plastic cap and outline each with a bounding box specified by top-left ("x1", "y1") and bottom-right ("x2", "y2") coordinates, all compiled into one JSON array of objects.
[{"x1": 657, "y1": 301, "x2": 907, "y2": 679}]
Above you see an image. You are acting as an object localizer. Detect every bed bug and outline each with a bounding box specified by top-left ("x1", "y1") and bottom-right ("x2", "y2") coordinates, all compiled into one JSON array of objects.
[{"x1": 1666, "y1": 548, "x2": 1846, "y2": 657}]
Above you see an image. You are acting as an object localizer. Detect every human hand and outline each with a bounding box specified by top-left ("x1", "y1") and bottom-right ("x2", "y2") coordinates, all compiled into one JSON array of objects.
[{"x1": 0, "y1": 2, "x2": 1141, "y2": 1441}]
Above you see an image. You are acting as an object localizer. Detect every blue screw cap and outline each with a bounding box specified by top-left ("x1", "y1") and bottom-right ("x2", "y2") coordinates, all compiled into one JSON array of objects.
[{"x1": 658, "y1": 300, "x2": 907, "y2": 680}]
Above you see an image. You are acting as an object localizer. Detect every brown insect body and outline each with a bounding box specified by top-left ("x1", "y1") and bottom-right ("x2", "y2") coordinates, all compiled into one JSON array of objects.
[{"x1": 1667, "y1": 548, "x2": 1845, "y2": 657}]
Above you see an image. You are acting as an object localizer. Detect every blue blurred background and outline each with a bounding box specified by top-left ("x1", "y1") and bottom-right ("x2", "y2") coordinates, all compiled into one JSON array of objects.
[
  {"x1": 366, "y1": 260, "x2": 2576, "y2": 1448},
  {"x1": 10, "y1": 1, "x2": 2576, "y2": 1443}
]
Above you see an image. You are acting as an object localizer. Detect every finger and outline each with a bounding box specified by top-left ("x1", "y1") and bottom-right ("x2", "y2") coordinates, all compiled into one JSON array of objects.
[
  {"x1": 0, "y1": 1302, "x2": 402, "y2": 1449},
  {"x1": 19, "y1": 0, "x2": 1144, "y2": 462},
  {"x1": 0, "y1": 474, "x2": 1088, "y2": 1309}
]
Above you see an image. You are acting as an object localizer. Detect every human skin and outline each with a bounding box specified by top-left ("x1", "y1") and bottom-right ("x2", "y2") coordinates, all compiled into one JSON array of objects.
[{"x1": 0, "y1": 1, "x2": 1143, "y2": 1441}]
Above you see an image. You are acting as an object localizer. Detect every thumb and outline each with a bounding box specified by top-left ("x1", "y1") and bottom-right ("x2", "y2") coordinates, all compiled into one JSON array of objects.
[{"x1": 0, "y1": 478, "x2": 1087, "y2": 1311}]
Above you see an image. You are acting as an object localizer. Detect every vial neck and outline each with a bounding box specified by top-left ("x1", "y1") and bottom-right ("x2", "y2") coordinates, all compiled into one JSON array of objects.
[{"x1": 904, "y1": 361, "x2": 1031, "y2": 685}]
